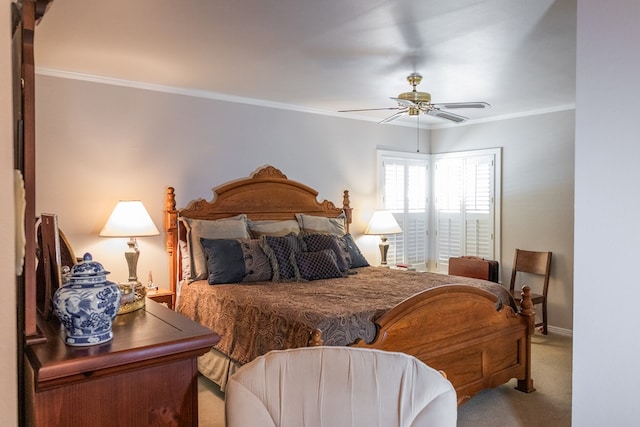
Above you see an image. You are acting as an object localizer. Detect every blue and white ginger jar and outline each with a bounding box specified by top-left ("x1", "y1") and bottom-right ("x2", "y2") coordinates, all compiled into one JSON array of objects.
[{"x1": 53, "y1": 253, "x2": 122, "y2": 346}]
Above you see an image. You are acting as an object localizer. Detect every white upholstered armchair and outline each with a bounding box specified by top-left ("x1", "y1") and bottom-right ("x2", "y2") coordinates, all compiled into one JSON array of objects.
[{"x1": 225, "y1": 346, "x2": 457, "y2": 427}]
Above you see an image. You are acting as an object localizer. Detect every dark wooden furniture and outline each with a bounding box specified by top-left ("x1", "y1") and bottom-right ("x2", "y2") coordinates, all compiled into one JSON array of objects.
[
  {"x1": 24, "y1": 300, "x2": 219, "y2": 427},
  {"x1": 14, "y1": 0, "x2": 53, "y2": 343},
  {"x1": 509, "y1": 248, "x2": 553, "y2": 335},
  {"x1": 448, "y1": 255, "x2": 499, "y2": 282},
  {"x1": 146, "y1": 288, "x2": 175, "y2": 310},
  {"x1": 13, "y1": 3, "x2": 55, "y2": 424},
  {"x1": 164, "y1": 165, "x2": 536, "y2": 404}
]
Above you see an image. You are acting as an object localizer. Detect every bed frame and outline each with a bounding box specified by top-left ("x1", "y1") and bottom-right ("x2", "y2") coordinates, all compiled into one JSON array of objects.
[{"x1": 164, "y1": 165, "x2": 535, "y2": 404}]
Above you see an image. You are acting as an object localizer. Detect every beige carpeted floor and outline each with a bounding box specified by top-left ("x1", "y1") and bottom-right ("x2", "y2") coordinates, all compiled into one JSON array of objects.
[{"x1": 198, "y1": 333, "x2": 572, "y2": 426}]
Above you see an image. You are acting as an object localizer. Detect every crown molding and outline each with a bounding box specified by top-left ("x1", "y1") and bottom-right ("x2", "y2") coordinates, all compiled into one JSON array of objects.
[{"x1": 36, "y1": 67, "x2": 574, "y2": 130}]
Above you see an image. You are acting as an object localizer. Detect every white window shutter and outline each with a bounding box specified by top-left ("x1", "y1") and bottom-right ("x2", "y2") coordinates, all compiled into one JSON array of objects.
[
  {"x1": 434, "y1": 158, "x2": 463, "y2": 272},
  {"x1": 436, "y1": 212, "x2": 463, "y2": 268},
  {"x1": 378, "y1": 148, "x2": 499, "y2": 273},
  {"x1": 464, "y1": 155, "x2": 494, "y2": 259},
  {"x1": 379, "y1": 153, "x2": 429, "y2": 269},
  {"x1": 433, "y1": 151, "x2": 498, "y2": 272}
]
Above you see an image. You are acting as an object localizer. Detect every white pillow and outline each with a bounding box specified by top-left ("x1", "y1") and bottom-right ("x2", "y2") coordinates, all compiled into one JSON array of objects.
[
  {"x1": 183, "y1": 215, "x2": 250, "y2": 280},
  {"x1": 248, "y1": 219, "x2": 300, "y2": 238},
  {"x1": 178, "y1": 240, "x2": 191, "y2": 281},
  {"x1": 295, "y1": 212, "x2": 347, "y2": 236}
]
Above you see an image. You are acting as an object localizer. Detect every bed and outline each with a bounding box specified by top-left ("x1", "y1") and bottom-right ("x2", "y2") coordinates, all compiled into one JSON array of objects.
[{"x1": 163, "y1": 165, "x2": 535, "y2": 404}]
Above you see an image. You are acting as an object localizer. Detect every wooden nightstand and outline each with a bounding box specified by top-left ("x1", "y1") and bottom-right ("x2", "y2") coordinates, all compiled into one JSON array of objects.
[
  {"x1": 146, "y1": 287, "x2": 175, "y2": 309},
  {"x1": 24, "y1": 300, "x2": 219, "y2": 427}
]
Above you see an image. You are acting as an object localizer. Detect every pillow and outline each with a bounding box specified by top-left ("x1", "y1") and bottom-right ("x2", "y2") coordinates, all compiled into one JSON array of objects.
[
  {"x1": 178, "y1": 240, "x2": 192, "y2": 280},
  {"x1": 302, "y1": 233, "x2": 350, "y2": 273},
  {"x1": 248, "y1": 219, "x2": 300, "y2": 238},
  {"x1": 200, "y1": 238, "x2": 272, "y2": 284},
  {"x1": 341, "y1": 234, "x2": 370, "y2": 268},
  {"x1": 294, "y1": 250, "x2": 343, "y2": 281},
  {"x1": 260, "y1": 233, "x2": 304, "y2": 281},
  {"x1": 183, "y1": 215, "x2": 251, "y2": 280},
  {"x1": 295, "y1": 212, "x2": 347, "y2": 236}
]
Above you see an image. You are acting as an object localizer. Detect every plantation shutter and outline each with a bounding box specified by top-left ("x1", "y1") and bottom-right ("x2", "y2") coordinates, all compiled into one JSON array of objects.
[
  {"x1": 379, "y1": 154, "x2": 429, "y2": 269},
  {"x1": 464, "y1": 156, "x2": 494, "y2": 258},
  {"x1": 434, "y1": 152, "x2": 497, "y2": 273},
  {"x1": 434, "y1": 158, "x2": 464, "y2": 268},
  {"x1": 378, "y1": 148, "x2": 499, "y2": 273}
]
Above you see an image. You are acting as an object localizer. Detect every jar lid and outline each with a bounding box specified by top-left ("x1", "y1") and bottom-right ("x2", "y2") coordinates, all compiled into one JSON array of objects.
[{"x1": 68, "y1": 253, "x2": 110, "y2": 284}]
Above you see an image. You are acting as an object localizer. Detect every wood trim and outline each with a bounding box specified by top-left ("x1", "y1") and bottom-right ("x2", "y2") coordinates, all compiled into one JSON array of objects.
[
  {"x1": 16, "y1": 0, "x2": 55, "y2": 342},
  {"x1": 352, "y1": 284, "x2": 535, "y2": 402},
  {"x1": 21, "y1": 0, "x2": 38, "y2": 341}
]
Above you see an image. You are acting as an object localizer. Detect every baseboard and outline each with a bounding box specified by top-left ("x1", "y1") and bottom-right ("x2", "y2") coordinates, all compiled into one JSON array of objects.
[{"x1": 547, "y1": 325, "x2": 573, "y2": 337}]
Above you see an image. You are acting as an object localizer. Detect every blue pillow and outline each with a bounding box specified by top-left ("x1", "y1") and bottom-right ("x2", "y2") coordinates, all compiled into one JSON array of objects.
[
  {"x1": 341, "y1": 234, "x2": 369, "y2": 268},
  {"x1": 295, "y1": 250, "x2": 343, "y2": 281},
  {"x1": 302, "y1": 233, "x2": 350, "y2": 273},
  {"x1": 260, "y1": 233, "x2": 304, "y2": 281},
  {"x1": 200, "y1": 238, "x2": 272, "y2": 284}
]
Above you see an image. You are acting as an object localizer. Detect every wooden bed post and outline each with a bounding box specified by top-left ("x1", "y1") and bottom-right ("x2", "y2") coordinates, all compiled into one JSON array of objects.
[
  {"x1": 516, "y1": 286, "x2": 536, "y2": 393},
  {"x1": 308, "y1": 329, "x2": 324, "y2": 346},
  {"x1": 342, "y1": 190, "x2": 352, "y2": 232},
  {"x1": 164, "y1": 187, "x2": 178, "y2": 296}
]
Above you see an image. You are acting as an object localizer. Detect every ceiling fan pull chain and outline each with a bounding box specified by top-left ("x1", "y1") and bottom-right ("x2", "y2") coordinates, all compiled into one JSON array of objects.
[{"x1": 416, "y1": 114, "x2": 420, "y2": 153}]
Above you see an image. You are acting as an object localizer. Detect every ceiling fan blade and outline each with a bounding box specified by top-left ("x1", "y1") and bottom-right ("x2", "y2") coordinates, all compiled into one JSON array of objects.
[
  {"x1": 379, "y1": 110, "x2": 407, "y2": 124},
  {"x1": 338, "y1": 107, "x2": 401, "y2": 113},
  {"x1": 390, "y1": 97, "x2": 417, "y2": 108},
  {"x1": 431, "y1": 102, "x2": 491, "y2": 109},
  {"x1": 427, "y1": 108, "x2": 468, "y2": 123}
]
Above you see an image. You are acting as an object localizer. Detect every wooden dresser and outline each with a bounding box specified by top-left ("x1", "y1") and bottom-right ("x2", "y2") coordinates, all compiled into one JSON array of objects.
[{"x1": 24, "y1": 300, "x2": 219, "y2": 427}]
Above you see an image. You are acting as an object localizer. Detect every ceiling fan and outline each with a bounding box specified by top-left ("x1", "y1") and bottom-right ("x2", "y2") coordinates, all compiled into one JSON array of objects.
[{"x1": 339, "y1": 72, "x2": 490, "y2": 124}]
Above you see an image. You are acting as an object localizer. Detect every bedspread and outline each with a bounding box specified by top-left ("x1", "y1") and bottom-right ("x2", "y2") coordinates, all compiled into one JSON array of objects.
[{"x1": 177, "y1": 267, "x2": 515, "y2": 365}]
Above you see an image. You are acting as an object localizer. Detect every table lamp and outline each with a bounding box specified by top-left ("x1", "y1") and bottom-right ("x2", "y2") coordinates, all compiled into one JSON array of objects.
[
  {"x1": 100, "y1": 200, "x2": 159, "y2": 285},
  {"x1": 364, "y1": 210, "x2": 402, "y2": 267}
]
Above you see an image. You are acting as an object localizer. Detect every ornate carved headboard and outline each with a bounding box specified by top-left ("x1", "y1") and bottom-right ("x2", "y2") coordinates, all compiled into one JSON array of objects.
[{"x1": 163, "y1": 165, "x2": 352, "y2": 295}]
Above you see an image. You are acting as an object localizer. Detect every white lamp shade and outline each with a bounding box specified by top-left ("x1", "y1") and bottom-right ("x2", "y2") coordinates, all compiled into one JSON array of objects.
[
  {"x1": 364, "y1": 210, "x2": 402, "y2": 235},
  {"x1": 99, "y1": 200, "x2": 159, "y2": 237}
]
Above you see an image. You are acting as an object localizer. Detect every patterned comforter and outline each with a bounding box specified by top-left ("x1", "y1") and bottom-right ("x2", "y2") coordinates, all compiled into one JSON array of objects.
[{"x1": 177, "y1": 267, "x2": 516, "y2": 365}]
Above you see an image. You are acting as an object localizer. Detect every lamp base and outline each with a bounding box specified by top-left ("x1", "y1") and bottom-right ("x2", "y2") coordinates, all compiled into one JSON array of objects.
[
  {"x1": 379, "y1": 237, "x2": 390, "y2": 268},
  {"x1": 117, "y1": 281, "x2": 147, "y2": 314},
  {"x1": 125, "y1": 238, "x2": 141, "y2": 283},
  {"x1": 118, "y1": 238, "x2": 146, "y2": 314}
]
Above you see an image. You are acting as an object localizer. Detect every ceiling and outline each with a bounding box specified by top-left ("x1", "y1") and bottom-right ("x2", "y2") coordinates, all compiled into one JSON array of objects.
[{"x1": 33, "y1": 0, "x2": 576, "y2": 127}]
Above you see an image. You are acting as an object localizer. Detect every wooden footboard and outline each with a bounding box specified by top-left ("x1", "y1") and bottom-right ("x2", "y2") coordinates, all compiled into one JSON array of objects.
[{"x1": 350, "y1": 284, "x2": 535, "y2": 404}]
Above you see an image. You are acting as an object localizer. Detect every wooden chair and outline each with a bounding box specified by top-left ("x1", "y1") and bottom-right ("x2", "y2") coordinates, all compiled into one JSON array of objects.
[{"x1": 509, "y1": 249, "x2": 552, "y2": 334}]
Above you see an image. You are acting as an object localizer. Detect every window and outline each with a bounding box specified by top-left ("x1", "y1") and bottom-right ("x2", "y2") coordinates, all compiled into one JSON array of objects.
[
  {"x1": 432, "y1": 149, "x2": 501, "y2": 272},
  {"x1": 377, "y1": 148, "x2": 501, "y2": 273},
  {"x1": 377, "y1": 151, "x2": 429, "y2": 270}
]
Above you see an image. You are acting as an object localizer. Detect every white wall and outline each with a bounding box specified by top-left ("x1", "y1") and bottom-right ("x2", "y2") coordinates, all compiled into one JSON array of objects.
[
  {"x1": 573, "y1": 0, "x2": 640, "y2": 424},
  {"x1": 35, "y1": 73, "x2": 576, "y2": 335},
  {"x1": 431, "y1": 110, "x2": 575, "y2": 332},
  {"x1": 35, "y1": 74, "x2": 428, "y2": 286},
  {"x1": 1, "y1": 0, "x2": 19, "y2": 423}
]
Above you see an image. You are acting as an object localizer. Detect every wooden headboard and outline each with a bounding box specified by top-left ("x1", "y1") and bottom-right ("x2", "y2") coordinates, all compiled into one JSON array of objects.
[{"x1": 163, "y1": 165, "x2": 352, "y2": 295}]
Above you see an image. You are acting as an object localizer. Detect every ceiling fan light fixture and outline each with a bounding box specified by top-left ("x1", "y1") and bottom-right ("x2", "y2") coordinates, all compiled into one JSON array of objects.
[
  {"x1": 408, "y1": 106, "x2": 420, "y2": 116},
  {"x1": 338, "y1": 71, "x2": 488, "y2": 124}
]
